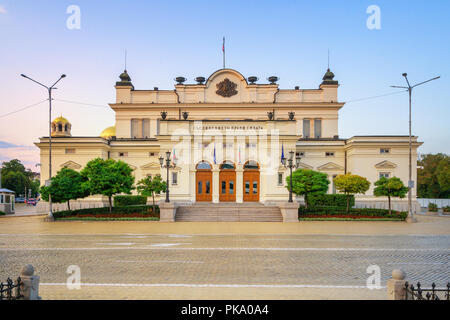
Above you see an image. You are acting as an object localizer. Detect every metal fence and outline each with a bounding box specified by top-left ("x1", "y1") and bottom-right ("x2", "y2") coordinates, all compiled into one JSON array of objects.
[
  {"x1": 417, "y1": 198, "x2": 450, "y2": 208},
  {"x1": 0, "y1": 277, "x2": 23, "y2": 300},
  {"x1": 405, "y1": 282, "x2": 450, "y2": 300}
]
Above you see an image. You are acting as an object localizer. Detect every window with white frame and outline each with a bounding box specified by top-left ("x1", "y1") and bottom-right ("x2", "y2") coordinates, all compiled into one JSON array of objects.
[
  {"x1": 278, "y1": 173, "x2": 284, "y2": 185},
  {"x1": 379, "y1": 172, "x2": 390, "y2": 179},
  {"x1": 380, "y1": 148, "x2": 390, "y2": 154},
  {"x1": 172, "y1": 172, "x2": 178, "y2": 185}
]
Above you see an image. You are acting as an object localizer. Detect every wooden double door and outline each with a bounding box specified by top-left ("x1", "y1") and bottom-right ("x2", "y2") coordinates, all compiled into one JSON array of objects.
[
  {"x1": 243, "y1": 170, "x2": 260, "y2": 202},
  {"x1": 219, "y1": 170, "x2": 236, "y2": 202},
  {"x1": 196, "y1": 170, "x2": 212, "y2": 202}
]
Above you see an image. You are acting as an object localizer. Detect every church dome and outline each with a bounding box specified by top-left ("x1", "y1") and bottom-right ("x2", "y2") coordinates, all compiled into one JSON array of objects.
[
  {"x1": 100, "y1": 126, "x2": 116, "y2": 139},
  {"x1": 51, "y1": 115, "x2": 72, "y2": 137}
]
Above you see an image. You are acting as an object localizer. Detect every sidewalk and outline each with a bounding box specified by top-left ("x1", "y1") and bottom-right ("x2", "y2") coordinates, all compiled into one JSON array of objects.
[{"x1": 0, "y1": 214, "x2": 448, "y2": 235}]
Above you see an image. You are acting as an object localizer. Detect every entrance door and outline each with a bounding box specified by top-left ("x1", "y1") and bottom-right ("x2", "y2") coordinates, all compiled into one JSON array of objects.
[
  {"x1": 243, "y1": 161, "x2": 260, "y2": 202},
  {"x1": 219, "y1": 170, "x2": 236, "y2": 202},
  {"x1": 196, "y1": 161, "x2": 213, "y2": 202}
]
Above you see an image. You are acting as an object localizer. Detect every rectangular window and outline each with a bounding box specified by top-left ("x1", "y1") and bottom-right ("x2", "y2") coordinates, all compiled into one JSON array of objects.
[
  {"x1": 119, "y1": 152, "x2": 128, "y2": 157},
  {"x1": 229, "y1": 181, "x2": 234, "y2": 194},
  {"x1": 198, "y1": 181, "x2": 202, "y2": 194},
  {"x1": 131, "y1": 119, "x2": 141, "y2": 138},
  {"x1": 65, "y1": 148, "x2": 75, "y2": 154},
  {"x1": 149, "y1": 152, "x2": 155, "y2": 157},
  {"x1": 142, "y1": 119, "x2": 150, "y2": 138},
  {"x1": 314, "y1": 119, "x2": 322, "y2": 138},
  {"x1": 205, "y1": 181, "x2": 210, "y2": 194},
  {"x1": 253, "y1": 181, "x2": 258, "y2": 194},
  {"x1": 0, "y1": 195, "x2": 3, "y2": 203},
  {"x1": 278, "y1": 173, "x2": 283, "y2": 185},
  {"x1": 303, "y1": 119, "x2": 310, "y2": 138},
  {"x1": 245, "y1": 181, "x2": 250, "y2": 194},
  {"x1": 325, "y1": 152, "x2": 335, "y2": 157},
  {"x1": 296, "y1": 152, "x2": 305, "y2": 157},
  {"x1": 380, "y1": 148, "x2": 390, "y2": 154},
  {"x1": 172, "y1": 172, "x2": 178, "y2": 185},
  {"x1": 379, "y1": 172, "x2": 390, "y2": 179},
  {"x1": 222, "y1": 181, "x2": 226, "y2": 194}
]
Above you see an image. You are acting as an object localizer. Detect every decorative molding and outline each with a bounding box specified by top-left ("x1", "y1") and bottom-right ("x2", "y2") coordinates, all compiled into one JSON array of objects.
[
  {"x1": 317, "y1": 162, "x2": 344, "y2": 171},
  {"x1": 216, "y1": 78, "x2": 238, "y2": 97},
  {"x1": 375, "y1": 160, "x2": 397, "y2": 169},
  {"x1": 60, "y1": 160, "x2": 81, "y2": 170},
  {"x1": 141, "y1": 162, "x2": 161, "y2": 170},
  {"x1": 297, "y1": 162, "x2": 313, "y2": 170}
]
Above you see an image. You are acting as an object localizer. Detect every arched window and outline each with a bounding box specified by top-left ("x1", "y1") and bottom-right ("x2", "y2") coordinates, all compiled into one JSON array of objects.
[
  {"x1": 64, "y1": 124, "x2": 68, "y2": 131},
  {"x1": 220, "y1": 161, "x2": 235, "y2": 170},
  {"x1": 58, "y1": 124, "x2": 63, "y2": 131},
  {"x1": 196, "y1": 161, "x2": 212, "y2": 170},
  {"x1": 244, "y1": 160, "x2": 259, "y2": 170}
]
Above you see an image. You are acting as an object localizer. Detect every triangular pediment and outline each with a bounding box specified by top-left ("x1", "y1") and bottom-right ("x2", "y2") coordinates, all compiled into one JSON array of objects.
[
  {"x1": 297, "y1": 162, "x2": 313, "y2": 170},
  {"x1": 60, "y1": 160, "x2": 81, "y2": 170},
  {"x1": 141, "y1": 162, "x2": 161, "y2": 170},
  {"x1": 375, "y1": 160, "x2": 397, "y2": 169},
  {"x1": 317, "y1": 162, "x2": 344, "y2": 171}
]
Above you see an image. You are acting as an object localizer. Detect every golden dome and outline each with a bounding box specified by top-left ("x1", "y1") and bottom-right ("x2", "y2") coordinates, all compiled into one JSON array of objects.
[
  {"x1": 53, "y1": 116, "x2": 69, "y2": 124},
  {"x1": 100, "y1": 126, "x2": 116, "y2": 139}
]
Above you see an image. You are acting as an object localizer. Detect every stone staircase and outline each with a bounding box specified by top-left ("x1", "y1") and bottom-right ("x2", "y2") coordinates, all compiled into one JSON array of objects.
[{"x1": 175, "y1": 203, "x2": 283, "y2": 222}]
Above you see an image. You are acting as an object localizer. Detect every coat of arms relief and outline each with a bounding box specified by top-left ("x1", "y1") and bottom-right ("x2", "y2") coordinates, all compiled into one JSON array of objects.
[{"x1": 216, "y1": 78, "x2": 238, "y2": 97}]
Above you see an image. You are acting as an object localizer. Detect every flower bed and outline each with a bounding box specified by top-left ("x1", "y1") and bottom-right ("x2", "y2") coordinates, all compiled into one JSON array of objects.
[
  {"x1": 298, "y1": 206, "x2": 407, "y2": 221},
  {"x1": 53, "y1": 205, "x2": 159, "y2": 220}
]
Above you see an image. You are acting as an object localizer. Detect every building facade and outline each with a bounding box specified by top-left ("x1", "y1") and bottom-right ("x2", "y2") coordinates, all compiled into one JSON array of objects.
[{"x1": 35, "y1": 67, "x2": 422, "y2": 213}]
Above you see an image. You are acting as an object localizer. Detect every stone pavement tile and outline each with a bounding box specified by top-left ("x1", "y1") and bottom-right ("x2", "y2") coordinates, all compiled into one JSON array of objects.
[
  {"x1": 0, "y1": 215, "x2": 449, "y2": 235},
  {"x1": 39, "y1": 285, "x2": 386, "y2": 300}
]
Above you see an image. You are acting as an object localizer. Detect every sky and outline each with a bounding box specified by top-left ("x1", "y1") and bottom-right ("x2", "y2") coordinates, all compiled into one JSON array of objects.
[{"x1": 0, "y1": 0, "x2": 449, "y2": 170}]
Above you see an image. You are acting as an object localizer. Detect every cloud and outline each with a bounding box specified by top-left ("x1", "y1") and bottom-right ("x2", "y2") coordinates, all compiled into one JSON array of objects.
[
  {"x1": 0, "y1": 141, "x2": 39, "y2": 170},
  {"x1": 0, "y1": 6, "x2": 6, "y2": 14}
]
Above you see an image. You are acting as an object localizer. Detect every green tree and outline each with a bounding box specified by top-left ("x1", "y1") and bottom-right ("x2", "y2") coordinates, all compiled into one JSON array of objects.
[
  {"x1": 136, "y1": 175, "x2": 167, "y2": 213},
  {"x1": 373, "y1": 176, "x2": 409, "y2": 214},
  {"x1": 417, "y1": 153, "x2": 449, "y2": 198},
  {"x1": 39, "y1": 167, "x2": 89, "y2": 210},
  {"x1": 81, "y1": 158, "x2": 134, "y2": 212},
  {"x1": 1, "y1": 159, "x2": 35, "y2": 196},
  {"x1": 333, "y1": 174, "x2": 370, "y2": 213},
  {"x1": 286, "y1": 169, "x2": 329, "y2": 208}
]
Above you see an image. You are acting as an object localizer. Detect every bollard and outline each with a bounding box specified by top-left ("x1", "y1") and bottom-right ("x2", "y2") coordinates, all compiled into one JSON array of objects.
[
  {"x1": 387, "y1": 269, "x2": 407, "y2": 300},
  {"x1": 19, "y1": 264, "x2": 41, "y2": 300}
]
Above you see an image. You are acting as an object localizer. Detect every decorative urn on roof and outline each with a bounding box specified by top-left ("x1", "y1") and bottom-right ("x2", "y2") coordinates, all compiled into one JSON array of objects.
[
  {"x1": 116, "y1": 70, "x2": 133, "y2": 88},
  {"x1": 267, "y1": 76, "x2": 279, "y2": 84},
  {"x1": 321, "y1": 68, "x2": 338, "y2": 85}
]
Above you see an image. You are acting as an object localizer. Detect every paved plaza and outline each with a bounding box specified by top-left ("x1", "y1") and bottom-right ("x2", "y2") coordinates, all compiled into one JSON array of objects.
[{"x1": 0, "y1": 215, "x2": 449, "y2": 299}]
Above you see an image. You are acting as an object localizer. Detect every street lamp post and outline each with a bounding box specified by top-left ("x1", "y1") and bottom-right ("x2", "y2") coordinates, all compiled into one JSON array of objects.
[
  {"x1": 159, "y1": 151, "x2": 177, "y2": 203},
  {"x1": 281, "y1": 150, "x2": 301, "y2": 203},
  {"x1": 20, "y1": 74, "x2": 66, "y2": 221},
  {"x1": 391, "y1": 73, "x2": 440, "y2": 223}
]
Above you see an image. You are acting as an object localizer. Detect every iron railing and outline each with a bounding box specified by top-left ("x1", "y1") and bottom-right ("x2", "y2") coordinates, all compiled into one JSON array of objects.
[
  {"x1": 0, "y1": 277, "x2": 24, "y2": 300},
  {"x1": 405, "y1": 281, "x2": 450, "y2": 300}
]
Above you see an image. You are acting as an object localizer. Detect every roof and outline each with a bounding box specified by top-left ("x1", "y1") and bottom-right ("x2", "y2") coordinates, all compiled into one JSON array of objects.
[{"x1": 0, "y1": 188, "x2": 15, "y2": 194}]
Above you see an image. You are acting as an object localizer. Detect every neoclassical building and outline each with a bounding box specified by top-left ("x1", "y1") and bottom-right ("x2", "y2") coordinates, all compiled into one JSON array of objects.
[{"x1": 35, "y1": 67, "x2": 422, "y2": 218}]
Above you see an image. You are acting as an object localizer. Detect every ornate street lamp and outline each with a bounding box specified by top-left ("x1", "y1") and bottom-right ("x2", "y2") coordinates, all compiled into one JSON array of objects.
[
  {"x1": 281, "y1": 150, "x2": 301, "y2": 203},
  {"x1": 159, "y1": 151, "x2": 177, "y2": 203}
]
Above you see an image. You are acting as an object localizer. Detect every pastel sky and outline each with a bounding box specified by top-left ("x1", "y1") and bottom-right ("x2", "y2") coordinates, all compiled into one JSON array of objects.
[{"x1": 0, "y1": 0, "x2": 449, "y2": 170}]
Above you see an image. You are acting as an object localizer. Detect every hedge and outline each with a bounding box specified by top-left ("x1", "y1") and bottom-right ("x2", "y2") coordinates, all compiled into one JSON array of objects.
[
  {"x1": 0, "y1": 210, "x2": 5, "y2": 215},
  {"x1": 298, "y1": 206, "x2": 407, "y2": 220},
  {"x1": 53, "y1": 205, "x2": 158, "y2": 219},
  {"x1": 113, "y1": 195, "x2": 147, "y2": 207},
  {"x1": 307, "y1": 194, "x2": 355, "y2": 208},
  {"x1": 428, "y1": 203, "x2": 438, "y2": 212}
]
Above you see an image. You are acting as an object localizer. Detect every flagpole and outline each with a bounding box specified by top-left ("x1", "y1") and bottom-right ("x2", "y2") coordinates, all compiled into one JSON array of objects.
[{"x1": 222, "y1": 37, "x2": 225, "y2": 69}]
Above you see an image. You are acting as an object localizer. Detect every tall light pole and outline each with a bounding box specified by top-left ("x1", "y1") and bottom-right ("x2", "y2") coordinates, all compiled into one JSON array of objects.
[
  {"x1": 281, "y1": 150, "x2": 301, "y2": 202},
  {"x1": 21, "y1": 74, "x2": 66, "y2": 221},
  {"x1": 159, "y1": 151, "x2": 176, "y2": 203},
  {"x1": 391, "y1": 73, "x2": 440, "y2": 223}
]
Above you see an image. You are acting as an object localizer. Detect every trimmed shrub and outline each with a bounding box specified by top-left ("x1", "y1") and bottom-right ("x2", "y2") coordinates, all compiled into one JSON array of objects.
[
  {"x1": 0, "y1": 210, "x2": 5, "y2": 215},
  {"x1": 307, "y1": 194, "x2": 354, "y2": 208},
  {"x1": 113, "y1": 195, "x2": 147, "y2": 207},
  {"x1": 53, "y1": 205, "x2": 159, "y2": 219},
  {"x1": 443, "y1": 206, "x2": 450, "y2": 213},
  {"x1": 428, "y1": 203, "x2": 438, "y2": 212},
  {"x1": 298, "y1": 206, "x2": 407, "y2": 220}
]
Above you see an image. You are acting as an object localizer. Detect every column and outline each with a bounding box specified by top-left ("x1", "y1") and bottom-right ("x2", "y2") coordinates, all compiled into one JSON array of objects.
[
  {"x1": 212, "y1": 167, "x2": 219, "y2": 203},
  {"x1": 236, "y1": 166, "x2": 243, "y2": 203}
]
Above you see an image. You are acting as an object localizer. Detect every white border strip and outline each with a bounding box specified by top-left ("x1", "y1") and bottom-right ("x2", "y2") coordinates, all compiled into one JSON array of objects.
[{"x1": 1, "y1": 247, "x2": 448, "y2": 251}]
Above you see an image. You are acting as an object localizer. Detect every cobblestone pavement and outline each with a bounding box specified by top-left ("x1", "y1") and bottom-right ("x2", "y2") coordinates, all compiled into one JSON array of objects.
[{"x1": 0, "y1": 230, "x2": 449, "y2": 300}]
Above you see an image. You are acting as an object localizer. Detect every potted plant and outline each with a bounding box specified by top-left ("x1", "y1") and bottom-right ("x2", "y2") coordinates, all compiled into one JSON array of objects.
[
  {"x1": 426, "y1": 202, "x2": 439, "y2": 215},
  {"x1": 160, "y1": 111, "x2": 167, "y2": 120},
  {"x1": 182, "y1": 111, "x2": 189, "y2": 120},
  {"x1": 443, "y1": 206, "x2": 450, "y2": 215}
]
